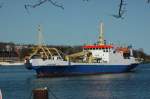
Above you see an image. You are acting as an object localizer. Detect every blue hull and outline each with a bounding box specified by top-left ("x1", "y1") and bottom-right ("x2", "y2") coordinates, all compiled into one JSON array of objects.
[{"x1": 29, "y1": 64, "x2": 138, "y2": 77}]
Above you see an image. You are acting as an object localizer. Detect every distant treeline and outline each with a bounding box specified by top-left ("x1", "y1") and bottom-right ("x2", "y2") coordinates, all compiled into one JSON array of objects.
[
  {"x1": 133, "y1": 50, "x2": 150, "y2": 63},
  {"x1": 0, "y1": 42, "x2": 150, "y2": 63}
]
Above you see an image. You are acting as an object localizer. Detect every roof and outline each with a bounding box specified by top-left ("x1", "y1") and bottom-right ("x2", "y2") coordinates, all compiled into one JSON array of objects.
[
  {"x1": 83, "y1": 45, "x2": 113, "y2": 49},
  {"x1": 116, "y1": 47, "x2": 130, "y2": 53}
]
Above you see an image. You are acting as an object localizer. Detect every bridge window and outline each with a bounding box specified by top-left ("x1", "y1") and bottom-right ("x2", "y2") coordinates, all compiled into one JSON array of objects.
[
  {"x1": 103, "y1": 48, "x2": 105, "y2": 52},
  {"x1": 106, "y1": 48, "x2": 108, "y2": 52}
]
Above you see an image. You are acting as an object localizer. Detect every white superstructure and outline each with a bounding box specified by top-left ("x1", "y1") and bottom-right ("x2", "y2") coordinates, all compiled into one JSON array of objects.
[{"x1": 25, "y1": 22, "x2": 139, "y2": 67}]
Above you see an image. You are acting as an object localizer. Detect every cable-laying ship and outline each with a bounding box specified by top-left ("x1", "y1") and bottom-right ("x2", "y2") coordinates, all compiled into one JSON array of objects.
[{"x1": 25, "y1": 23, "x2": 139, "y2": 77}]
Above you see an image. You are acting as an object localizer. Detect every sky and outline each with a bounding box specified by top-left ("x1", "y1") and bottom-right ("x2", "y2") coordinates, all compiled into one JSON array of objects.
[{"x1": 0, "y1": 0, "x2": 150, "y2": 54}]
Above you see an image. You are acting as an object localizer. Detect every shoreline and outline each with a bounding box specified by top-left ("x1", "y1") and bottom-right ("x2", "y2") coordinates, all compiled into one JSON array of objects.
[{"x1": 0, "y1": 61, "x2": 24, "y2": 66}]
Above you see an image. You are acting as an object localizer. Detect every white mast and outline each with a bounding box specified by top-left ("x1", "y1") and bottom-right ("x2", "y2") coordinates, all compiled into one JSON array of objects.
[
  {"x1": 99, "y1": 22, "x2": 104, "y2": 45},
  {"x1": 37, "y1": 25, "x2": 43, "y2": 47}
]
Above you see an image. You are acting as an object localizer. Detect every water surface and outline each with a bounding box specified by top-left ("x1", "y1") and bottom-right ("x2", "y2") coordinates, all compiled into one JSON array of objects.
[{"x1": 0, "y1": 64, "x2": 150, "y2": 99}]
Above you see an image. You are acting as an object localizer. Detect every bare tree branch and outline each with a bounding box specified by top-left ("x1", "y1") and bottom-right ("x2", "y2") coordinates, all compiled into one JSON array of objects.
[
  {"x1": 2, "y1": 0, "x2": 146, "y2": 20},
  {"x1": 48, "y1": 0, "x2": 64, "y2": 9},
  {"x1": 24, "y1": 0, "x2": 128, "y2": 19},
  {"x1": 24, "y1": 0, "x2": 90, "y2": 13},
  {"x1": 112, "y1": 0, "x2": 127, "y2": 19},
  {"x1": 25, "y1": 0, "x2": 64, "y2": 13}
]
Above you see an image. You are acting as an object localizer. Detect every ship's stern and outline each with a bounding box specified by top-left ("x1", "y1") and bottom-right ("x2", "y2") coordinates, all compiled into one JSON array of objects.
[{"x1": 24, "y1": 58, "x2": 33, "y2": 70}]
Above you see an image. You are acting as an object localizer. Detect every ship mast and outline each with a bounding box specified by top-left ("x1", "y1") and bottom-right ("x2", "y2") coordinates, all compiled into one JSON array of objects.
[
  {"x1": 98, "y1": 22, "x2": 105, "y2": 45},
  {"x1": 37, "y1": 25, "x2": 43, "y2": 47}
]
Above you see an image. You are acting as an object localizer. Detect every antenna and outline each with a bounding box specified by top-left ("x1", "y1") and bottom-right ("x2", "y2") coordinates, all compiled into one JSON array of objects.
[
  {"x1": 99, "y1": 22, "x2": 104, "y2": 45},
  {"x1": 37, "y1": 25, "x2": 43, "y2": 47}
]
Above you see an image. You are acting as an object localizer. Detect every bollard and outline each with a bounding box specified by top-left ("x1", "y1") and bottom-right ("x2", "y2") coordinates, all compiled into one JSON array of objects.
[
  {"x1": 33, "y1": 87, "x2": 48, "y2": 99},
  {"x1": 0, "y1": 89, "x2": 2, "y2": 99}
]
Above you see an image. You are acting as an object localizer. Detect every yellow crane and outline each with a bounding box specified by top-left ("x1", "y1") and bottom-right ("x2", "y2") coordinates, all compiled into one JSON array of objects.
[
  {"x1": 29, "y1": 25, "x2": 62, "y2": 60},
  {"x1": 65, "y1": 51, "x2": 94, "y2": 63}
]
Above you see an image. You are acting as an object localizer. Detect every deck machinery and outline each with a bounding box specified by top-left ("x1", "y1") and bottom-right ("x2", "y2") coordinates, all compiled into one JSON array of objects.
[{"x1": 25, "y1": 23, "x2": 139, "y2": 77}]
